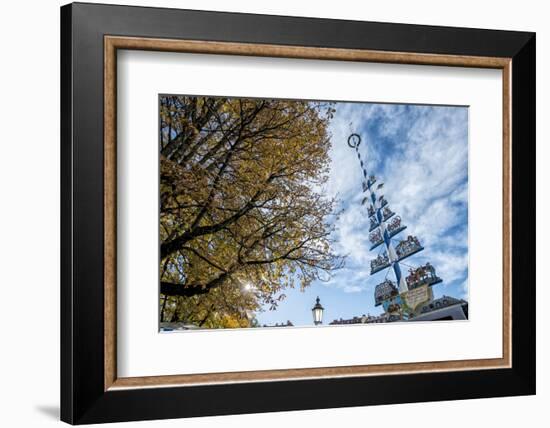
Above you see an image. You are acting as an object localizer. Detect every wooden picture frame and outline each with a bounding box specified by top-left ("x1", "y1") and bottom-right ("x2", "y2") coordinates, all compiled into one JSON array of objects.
[{"x1": 61, "y1": 2, "x2": 535, "y2": 424}]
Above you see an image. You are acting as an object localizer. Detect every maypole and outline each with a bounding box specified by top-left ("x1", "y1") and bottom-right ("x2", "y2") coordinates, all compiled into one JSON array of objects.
[{"x1": 347, "y1": 133, "x2": 442, "y2": 321}]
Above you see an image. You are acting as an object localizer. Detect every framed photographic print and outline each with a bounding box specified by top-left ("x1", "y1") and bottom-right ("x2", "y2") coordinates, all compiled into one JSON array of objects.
[{"x1": 60, "y1": 2, "x2": 536, "y2": 424}]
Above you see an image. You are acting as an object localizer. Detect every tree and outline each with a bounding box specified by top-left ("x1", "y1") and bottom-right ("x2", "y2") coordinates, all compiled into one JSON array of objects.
[{"x1": 159, "y1": 95, "x2": 343, "y2": 327}]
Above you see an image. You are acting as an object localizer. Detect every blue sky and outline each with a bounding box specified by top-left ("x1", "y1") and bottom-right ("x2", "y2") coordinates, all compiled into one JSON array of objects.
[{"x1": 255, "y1": 102, "x2": 469, "y2": 327}]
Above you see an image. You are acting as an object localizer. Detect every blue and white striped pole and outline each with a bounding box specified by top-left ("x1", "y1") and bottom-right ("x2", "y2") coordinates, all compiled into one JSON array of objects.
[{"x1": 348, "y1": 134, "x2": 408, "y2": 293}]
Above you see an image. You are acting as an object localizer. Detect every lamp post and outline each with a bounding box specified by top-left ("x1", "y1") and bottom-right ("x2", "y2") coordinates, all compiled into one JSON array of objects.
[{"x1": 312, "y1": 296, "x2": 324, "y2": 325}]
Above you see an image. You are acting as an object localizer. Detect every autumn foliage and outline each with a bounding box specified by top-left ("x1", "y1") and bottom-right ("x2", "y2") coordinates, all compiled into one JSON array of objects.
[{"x1": 159, "y1": 96, "x2": 343, "y2": 327}]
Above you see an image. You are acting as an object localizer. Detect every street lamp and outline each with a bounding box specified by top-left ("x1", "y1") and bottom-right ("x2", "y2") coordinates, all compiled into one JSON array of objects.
[{"x1": 312, "y1": 296, "x2": 324, "y2": 325}]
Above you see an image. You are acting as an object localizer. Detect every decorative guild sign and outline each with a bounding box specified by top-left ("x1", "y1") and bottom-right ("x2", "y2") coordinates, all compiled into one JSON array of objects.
[{"x1": 402, "y1": 285, "x2": 433, "y2": 311}]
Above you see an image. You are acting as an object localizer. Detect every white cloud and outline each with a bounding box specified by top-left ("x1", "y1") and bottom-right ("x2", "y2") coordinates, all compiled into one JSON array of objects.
[{"x1": 343, "y1": 285, "x2": 363, "y2": 293}]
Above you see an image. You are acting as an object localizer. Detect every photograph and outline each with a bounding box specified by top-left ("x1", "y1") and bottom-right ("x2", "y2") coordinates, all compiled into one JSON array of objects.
[
  {"x1": 158, "y1": 95, "x2": 469, "y2": 330},
  {"x1": 51, "y1": 2, "x2": 537, "y2": 424}
]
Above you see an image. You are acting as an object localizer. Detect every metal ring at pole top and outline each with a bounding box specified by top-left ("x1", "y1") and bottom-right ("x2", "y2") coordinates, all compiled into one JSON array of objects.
[{"x1": 347, "y1": 133, "x2": 361, "y2": 148}]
